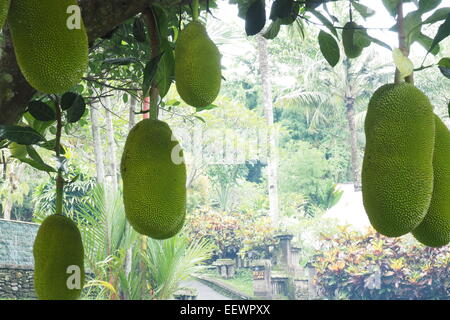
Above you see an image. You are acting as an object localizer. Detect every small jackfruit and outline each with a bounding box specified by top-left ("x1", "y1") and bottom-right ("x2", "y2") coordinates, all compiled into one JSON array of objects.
[
  {"x1": 342, "y1": 22, "x2": 368, "y2": 59},
  {"x1": 33, "y1": 214, "x2": 85, "y2": 300},
  {"x1": 8, "y1": 0, "x2": 88, "y2": 94},
  {"x1": 175, "y1": 21, "x2": 221, "y2": 108},
  {"x1": 412, "y1": 115, "x2": 450, "y2": 247},
  {"x1": 362, "y1": 83, "x2": 435, "y2": 237},
  {"x1": 121, "y1": 119, "x2": 187, "y2": 239},
  {"x1": 0, "y1": 0, "x2": 9, "y2": 29}
]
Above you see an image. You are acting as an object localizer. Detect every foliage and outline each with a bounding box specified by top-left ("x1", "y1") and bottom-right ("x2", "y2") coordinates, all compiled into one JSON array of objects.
[
  {"x1": 185, "y1": 206, "x2": 276, "y2": 260},
  {"x1": 142, "y1": 234, "x2": 213, "y2": 300},
  {"x1": 310, "y1": 227, "x2": 450, "y2": 300},
  {"x1": 32, "y1": 171, "x2": 96, "y2": 221}
]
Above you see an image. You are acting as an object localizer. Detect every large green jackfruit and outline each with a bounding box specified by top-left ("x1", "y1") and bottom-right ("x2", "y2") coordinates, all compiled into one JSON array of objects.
[
  {"x1": 175, "y1": 21, "x2": 221, "y2": 108},
  {"x1": 0, "y1": 0, "x2": 9, "y2": 29},
  {"x1": 8, "y1": 0, "x2": 88, "y2": 94},
  {"x1": 33, "y1": 214, "x2": 85, "y2": 300},
  {"x1": 412, "y1": 115, "x2": 450, "y2": 247},
  {"x1": 362, "y1": 83, "x2": 435, "y2": 237},
  {"x1": 121, "y1": 119, "x2": 187, "y2": 239}
]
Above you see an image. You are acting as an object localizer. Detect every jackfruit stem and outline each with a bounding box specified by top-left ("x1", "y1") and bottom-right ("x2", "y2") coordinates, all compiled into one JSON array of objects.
[
  {"x1": 54, "y1": 101, "x2": 64, "y2": 216},
  {"x1": 395, "y1": 2, "x2": 414, "y2": 85},
  {"x1": 192, "y1": 0, "x2": 199, "y2": 22}
]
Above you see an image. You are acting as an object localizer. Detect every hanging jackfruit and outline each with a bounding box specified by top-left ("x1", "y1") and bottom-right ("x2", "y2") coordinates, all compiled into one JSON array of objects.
[
  {"x1": 362, "y1": 83, "x2": 435, "y2": 237},
  {"x1": 412, "y1": 115, "x2": 450, "y2": 247},
  {"x1": 8, "y1": 0, "x2": 88, "y2": 94},
  {"x1": 33, "y1": 214, "x2": 85, "y2": 300},
  {"x1": 175, "y1": 21, "x2": 221, "y2": 107},
  {"x1": 0, "y1": 0, "x2": 9, "y2": 29},
  {"x1": 121, "y1": 119, "x2": 187, "y2": 239}
]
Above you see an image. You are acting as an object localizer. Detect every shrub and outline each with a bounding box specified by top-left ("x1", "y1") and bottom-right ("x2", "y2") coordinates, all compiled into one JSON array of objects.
[
  {"x1": 184, "y1": 206, "x2": 276, "y2": 260},
  {"x1": 310, "y1": 227, "x2": 449, "y2": 300}
]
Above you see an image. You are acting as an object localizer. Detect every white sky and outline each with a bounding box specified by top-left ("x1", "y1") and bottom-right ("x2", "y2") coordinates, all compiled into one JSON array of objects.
[{"x1": 208, "y1": 0, "x2": 450, "y2": 69}]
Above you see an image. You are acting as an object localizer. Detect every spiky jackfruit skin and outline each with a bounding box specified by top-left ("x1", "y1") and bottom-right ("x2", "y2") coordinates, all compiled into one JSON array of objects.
[
  {"x1": 33, "y1": 214, "x2": 85, "y2": 300},
  {"x1": 0, "y1": 0, "x2": 10, "y2": 29},
  {"x1": 362, "y1": 83, "x2": 435, "y2": 237},
  {"x1": 121, "y1": 119, "x2": 187, "y2": 239},
  {"x1": 412, "y1": 116, "x2": 450, "y2": 247},
  {"x1": 8, "y1": 0, "x2": 88, "y2": 94},
  {"x1": 175, "y1": 21, "x2": 221, "y2": 108},
  {"x1": 342, "y1": 22, "x2": 363, "y2": 59}
]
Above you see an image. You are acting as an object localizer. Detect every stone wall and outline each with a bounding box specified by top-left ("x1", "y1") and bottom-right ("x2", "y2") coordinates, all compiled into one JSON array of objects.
[
  {"x1": 0, "y1": 219, "x2": 39, "y2": 299},
  {"x1": 0, "y1": 266, "x2": 35, "y2": 299}
]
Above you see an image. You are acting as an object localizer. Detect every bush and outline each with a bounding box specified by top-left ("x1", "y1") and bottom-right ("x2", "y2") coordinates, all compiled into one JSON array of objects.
[
  {"x1": 184, "y1": 206, "x2": 276, "y2": 260},
  {"x1": 310, "y1": 227, "x2": 449, "y2": 300}
]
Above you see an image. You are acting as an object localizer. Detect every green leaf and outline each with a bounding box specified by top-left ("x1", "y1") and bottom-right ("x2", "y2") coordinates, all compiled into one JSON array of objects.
[
  {"x1": 0, "y1": 125, "x2": 45, "y2": 145},
  {"x1": 245, "y1": 0, "x2": 266, "y2": 35},
  {"x1": 269, "y1": 0, "x2": 293, "y2": 20},
  {"x1": 194, "y1": 116, "x2": 206, "y2": 123},
  {"x1": 195, "y1": 104, "x2": 218, "y2": 112},
  {"x1": 132, "y1": 17, "x2": 147, "y2": 43},
  {"x1": 416, "y1": 33, "x2": 440, "y2": 55},
  {"x1": 143, "y1": 52, "x2": 164, "y2": 97},
  {"x1": 393, "y1": 48, "x2": 414, "y2": 79},
  {"x1": 318, "y1": 31, "x2": 340, "y2": 67},
  {"x1": 382, "y1": 0, "x2": 402, "y2": 16},
  {"x1": 365, "y1": 35, "x2": 392, "y2": 51},
  {"x1": 423, "y1": 7, "x2": 450, "y2": 24},
  {"x1": 263, "y1": 20, "x2": 281, "y2": 39},
  {"x1": 418, "y1": 0, "x2": 441, "y2": 13},
  {"x1": 351, "y1": 2, "x2": 375, "y2": 19},
  {"x1": 25, "y1": 145, "x2": 48, "y2": 167},
  {"x1": 154, "y1": 40, "x2": 174, "y2": 99},
  {"x1": 28, "y1": 101, "x2": 56, "y2": 121},
  {"x1": 310, "y1": 8, "x2": 338, "y2": 38},
  {"x1": 122, "y1": 93, "x2": 129, "y2": 104},
  {"x1": 438, "y1": 58, "x2": 450, "y2": 79},
  {"x1": 429, "y1": 13, "x2": 450, "y2": 54},
  {"x1": 62, "y1": 92, "x2": 86, "y2": 123},
  {"x1": 38, "y1": 139, "x2": 66, "y2": 154}
]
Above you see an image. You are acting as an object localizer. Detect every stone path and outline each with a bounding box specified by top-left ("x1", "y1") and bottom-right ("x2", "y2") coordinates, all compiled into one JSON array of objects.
[{"x1": 181, "y1": 279, "x2": 231, "y2": 300}]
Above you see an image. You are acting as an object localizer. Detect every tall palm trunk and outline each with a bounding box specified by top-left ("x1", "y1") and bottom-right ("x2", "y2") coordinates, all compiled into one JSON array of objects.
[
  {"x1": 345, "y1": 97, "x2": 361, "y2": 191},
  {"x1": 344, "y1": 59, "x2": 361, "y2": 191},
  {"x1": 105, "y1": 98, "x2": 118, "y2": 191},
  {"x1": 257, "y1": 35, "x2": 279, "y2": 225},
  {"x1": 90, "y1": 103, "x2": 105, "y2": 185}
]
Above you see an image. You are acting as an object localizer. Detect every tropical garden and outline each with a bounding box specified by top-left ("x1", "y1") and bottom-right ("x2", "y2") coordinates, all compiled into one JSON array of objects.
[{"x1": 0, "y1": 0, "x2": 449, "y2": 300}]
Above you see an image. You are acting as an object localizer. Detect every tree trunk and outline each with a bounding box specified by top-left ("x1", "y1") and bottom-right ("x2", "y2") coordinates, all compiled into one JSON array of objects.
[
  {"x1": 90, "y1": 104, "x2": 105, "y2": 185},
  {"x1": 128, "y1": 96, "x2": 137, "y2": 131},
  {"x1": 257, "y1": 35, "x2": 279, "y2": 226},
  {"x1": 104, "y1": 98, "x2": 118, "y2": 191},
  {"x1": 345, "y1": 97, "x2": 361, "y2": 191}
]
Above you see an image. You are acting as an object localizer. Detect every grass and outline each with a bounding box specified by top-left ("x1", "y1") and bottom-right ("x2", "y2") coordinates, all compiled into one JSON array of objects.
[{"x1": 202, "y1": 268, "x2": 254, "y2": 297}]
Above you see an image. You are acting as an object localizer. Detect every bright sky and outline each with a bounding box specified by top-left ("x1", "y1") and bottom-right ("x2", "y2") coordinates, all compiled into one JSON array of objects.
[{"x1": 209, "y1": 0, "x2": 450, "y2": 69}]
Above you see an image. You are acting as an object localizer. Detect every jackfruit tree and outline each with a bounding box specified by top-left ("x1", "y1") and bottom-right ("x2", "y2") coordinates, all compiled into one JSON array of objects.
[{"x1": 0, "y1": 0, "x2": 449, "y2": 300}]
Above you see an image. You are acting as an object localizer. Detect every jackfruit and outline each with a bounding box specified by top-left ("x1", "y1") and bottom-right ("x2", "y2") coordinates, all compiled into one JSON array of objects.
[
  {"x1": 0, "y1": 0, "x2": 9, "y2": 29},
  {"x1": 362, "y1": 83, "x2": 435, "y2": 237},
  {"x1": 175, "y1": 21, "x2": 221, "y2": 107},
  {"x1": 8, "y1": 0, "x2": 88, "y2": 94},
  {"x1": 412, "y1": 115, "x2": 450, "y2": 247},
  {"x1": 342, "y1": 22, "x2": 368, "y2": 59},
  {"x1": 121, "y1": 119, "x2": 187, "y2": 239},
  {"x1": 33, "y1": 214, "x2": 85, "y2": 300}
]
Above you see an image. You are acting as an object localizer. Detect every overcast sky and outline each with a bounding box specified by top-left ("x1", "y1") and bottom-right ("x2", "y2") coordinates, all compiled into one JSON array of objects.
[{"x1": 209, "y1": 0, "x2": 450, "y2": 69}]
